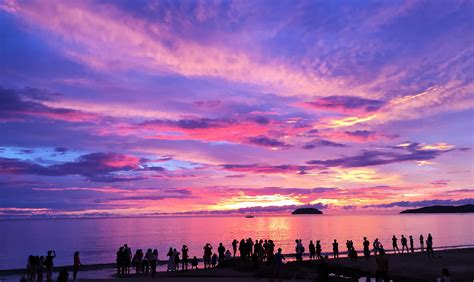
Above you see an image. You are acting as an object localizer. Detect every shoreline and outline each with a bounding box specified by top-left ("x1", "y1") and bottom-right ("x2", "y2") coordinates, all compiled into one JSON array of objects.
[{"x1": 2, "y1": 245, "x2": 474, "y2": 277}]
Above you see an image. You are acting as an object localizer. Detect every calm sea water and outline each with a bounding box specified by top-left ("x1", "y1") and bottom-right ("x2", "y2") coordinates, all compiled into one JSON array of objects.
[{"x1": 1, "y1": 214, "x2": 473, "y2": 270}]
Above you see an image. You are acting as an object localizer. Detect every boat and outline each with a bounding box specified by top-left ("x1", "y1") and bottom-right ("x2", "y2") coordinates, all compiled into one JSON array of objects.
[{"x1": 245, "y1": 215, "x2": 254, "y2": 218}]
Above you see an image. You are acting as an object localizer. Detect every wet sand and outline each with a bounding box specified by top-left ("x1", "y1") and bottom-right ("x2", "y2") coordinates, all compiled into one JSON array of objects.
[{"x1": 2, "y1": 248, "x2": 473, "y2": 281}]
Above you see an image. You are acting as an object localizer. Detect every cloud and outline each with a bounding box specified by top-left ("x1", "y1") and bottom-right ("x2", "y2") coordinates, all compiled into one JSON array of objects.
[
  {"x1": 247, "y1": 136, "x2": 291, "y2": 148},
  {"x1": 221, "y1": 164, "x2": 319, "y2": 174},
  {"x1": 181, "y1": 203, "x2": 328, "y2": 215},
  {"x1": 0, "y1": 87, "x2": 99, "y2": 123},
  {"x1": 0, "y1": 152, "x2": 161, "y2": 182},
  {"x1": 302, "y1": 139, "x2": 347, "y2": 149},
  {"x1": 302, "y1": 96, "x2": 385, "y2": 114},
  {"x1": 363, "y1": 198, "x2": 474, "y2": 208},
  {"x1": 307, "y1": 142, "x2": 454, "y2": 168}
]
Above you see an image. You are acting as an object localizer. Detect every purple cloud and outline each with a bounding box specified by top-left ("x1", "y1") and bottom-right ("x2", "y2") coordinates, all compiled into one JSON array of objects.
[
  {"x1": 303, "y1": 139, "x2": 347, "y2": 149},
  {"x1": 247, "y1": 136, "x2": 291, "y2": 148},
  {"x1": 0, "y1": 153, "x2": 160, "y2": 182},
  {"x1": 307, "y1": 143, "x2": 453, "y2": 168},
  {"x1": 363, "y1": 198, "x2": 474, "y2": 208},
  {"x1": 303, "y1": 96, "x2": 385, "y2": 113}
]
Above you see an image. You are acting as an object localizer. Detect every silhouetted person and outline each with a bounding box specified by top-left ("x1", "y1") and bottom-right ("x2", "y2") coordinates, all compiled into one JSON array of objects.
[
  {"x1": 132, "y1": 249, "x2": 143, "y2": 274},
  {"x1": 373, "y1": 238, "x2": 380, "y2": 255},
  {"x1": 316, "y1": 240, "x2": 322, "y2": 260},
  {"x1": 392, "y1": 235, "x2": 400, "y2": 253},
  {"x1": 203, "y1": 243, "x2": 212, "y2": 269},
  {"x1": 191, "y1": 256, "x2": 198, "y2": 269},
  {"x1": 426, "y1": 233, "x2": 434, "y2": 257},
  {"x1": 295, "y1": 239, "x2": 304, "y2": 262},
  {"x1": 232, "y1": 239, "x2": 238, "y2": 257},
  {"x1": 273, "y1": 248, "x2": 285, "y2": 279},
  {"x1": 167, "y1": 247, "x2": 174, "y2": 272},
  {"x1": 309, "y1": 240, "x2": 316, "y2": 260},
  {"x1": 173, "y1": 248, "x2": 180, "y2": 271},
  {"x1": 181, "y1": 245, "x2": 189, "y2": 271},
  {"x1": 211, "y1": 253, "x2": 218, "y2": 268},
  {"x1": 375, "y1": 251, "x2": 389, "y2": 282},
  {"x1": 401, "y1": 235, "x2": 408, "y2": 253},
  {"x1": 37, "y1": 256, "x2": 45, "y2": 282},
  {"x1": 123, "y1": 244, "x2": 132, "y2": 274},
  {"x1": 439, "y1": 268, "x2": 451, "y2": 282},
  {"x1": 27, "y1": 255, "x2": 37, "y2": 281},
  {"x1": 150, "y1": 249, "x2": 158, "y2": 277},
  {"x1": 332, "y1": 239, "x2": 339, "y2": 258},
  {"x1": 72, "y1": 251, "x2": 80, "y2": 280},
  {"x1": 419, "y1": 234, "x2": 424, "y2": 252},
  {"x1": 318, "y1": 256, "x2": 329, "y2": 282},
  {"x1": 218, "y1": 243, "x2": 226, "y2": 263},
  {"x1": 44, "y1": 250, "x2": 56, "y2": 282},
  {"x1": 409, "y1": 235, "x2": 414, "y2": 253},
  {"x1": 349, "y1": 247, "x2": 358, "y2": 261},
  {"x1": 57, "y1": 268, "x2": 68, "y2": 282},
  {"x1": 363, "y1": 237, "x2": 370, "y2": 258}
]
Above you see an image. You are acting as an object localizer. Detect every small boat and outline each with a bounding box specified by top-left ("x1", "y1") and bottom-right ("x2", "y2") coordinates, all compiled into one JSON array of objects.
[{"x1": 245, "y1": 215, "x2": 255, "y2": 218}]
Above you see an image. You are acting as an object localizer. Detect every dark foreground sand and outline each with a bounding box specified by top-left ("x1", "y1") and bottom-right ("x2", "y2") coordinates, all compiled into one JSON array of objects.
[{"x1": 2, "y1": 248, "x2": 473, "y2": 281}]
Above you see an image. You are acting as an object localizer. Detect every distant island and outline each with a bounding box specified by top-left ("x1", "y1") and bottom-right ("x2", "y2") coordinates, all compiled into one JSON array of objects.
[
  {"x1": 292, "y1": 208, "x2": 323, "y2": 215},
  {"x1": 400, "y1": 204, "x2": 474, "y2": 214}
]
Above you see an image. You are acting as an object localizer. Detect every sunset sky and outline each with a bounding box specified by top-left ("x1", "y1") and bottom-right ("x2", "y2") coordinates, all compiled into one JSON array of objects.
[{"x1": 0, "y1": 0, "x2": 473, "y2": 217}]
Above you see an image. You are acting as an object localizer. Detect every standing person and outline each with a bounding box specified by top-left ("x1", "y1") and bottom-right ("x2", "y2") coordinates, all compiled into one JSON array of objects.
[
  {"x1": 174, "y1": 248, "x2": 180, "y2": 271},
  {"x1": 373, "y1": 238, "x2": 380, "y2": 256},
  {"x1": 181, "y1": 245, "x2": 189, "y2": 271},
  {"x1": 363, "y1": 237, "x2": 370, "y2": 258},
  {"x1": 426, "y1": 233, "x2": 434, "y2": 257},
  {"x1": 123, "y1": 244, "x2": 132, "y2": 274},
  {"x1": 72, "y1": 251, "x2": 81, "y2": 281},
  {"x1": 316, "y1": 240, "x2": 322, "y2": 260},
  {"x1": 419, "y1": 234, "x2": 425, "y2": 252},
  {"x1": 217, "y1": 243, "x2": 226, "y2": 263},
  {"x1": 203, "y1": 243, "x2": 212, "y2": 269},
  {"x1": 392, "y1": 235, "x2": 400, "y2": 253},
  {"x1": 273, "y1": 248, "x2": 285, "y2": 279},
  {"x1": 401, "y1": 235, "x2": 408, "y2": 253},
  {"x1": 150, "y1": 249, "x2": 158, "y2": 277},
  {"x1": 167, "y1": 247, "x2": 175, "y2": 272},
  {"x1": 232, "y1": 239, "x2": 238, "y2": 257},
  {"x1": 332, "y1": 239, "x2": 339, "y2": 258},
  {"x1": 308, "y1": 240, "x2": 316, "y2": 260},
  {"x1": 37, "y1": 256, "x2": 45, "y2": 282},
  {"x1": 191, "y1": 256, "x2": 198, "y2": 269},
  {"x1": 44, "y1": 250, "x2": 56, "y2": 282},
  {"x1": 295, "y1": 239, "x2": 304, "y2": 262},
  {"x1": 409, "y1": 236, "x2": 414, "y2": 253}
]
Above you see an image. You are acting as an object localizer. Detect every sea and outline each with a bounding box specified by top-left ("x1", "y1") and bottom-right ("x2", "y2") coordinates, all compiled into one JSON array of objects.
[{"x1": 1, "y1": 214, "x2": 473, "y2": 270}]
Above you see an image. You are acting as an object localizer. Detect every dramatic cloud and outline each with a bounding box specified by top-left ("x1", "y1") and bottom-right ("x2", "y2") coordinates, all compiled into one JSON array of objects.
[
  {"x1": 247, "y1": 136, "x2": 291, "y2": 148},
  {"x1": 0, "y1": 87, "x2": 99, "y2": 122},
  {"x1": 364, "y1": 198, "x2": 474, "y2": 208},
  {"x1": 0, "y1": 153, "x2": 160, "y2": 182},
  {"x1": 307, "y1": 143, "x2": 455, "y2": 168},
  {"x1": 303, "y1": 139, "x2": 347, "y2": 149},
  {"x1": 0, "y1": 0, "x2": 472, "y2": 216},
  {"x1": 302, "y1": 96, "x2": 385, "y2": 114},
  {"x1": 221, "y1": 164, "x2": 319, "y2": 174}
]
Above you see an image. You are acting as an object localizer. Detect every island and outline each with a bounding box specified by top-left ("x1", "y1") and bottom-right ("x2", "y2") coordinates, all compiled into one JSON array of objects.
[
  {"x1": 291, "y1": 207, "x2": 323, "y2": 215},
  {"x1": 400, "y1": 204, "x2": 474, "y2": 214}
]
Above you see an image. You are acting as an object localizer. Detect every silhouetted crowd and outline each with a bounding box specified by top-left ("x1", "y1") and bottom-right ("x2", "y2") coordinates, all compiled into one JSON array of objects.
[
  {"x1": 22, "y1": 250, "x2": 80, "y2": 282},
  {"x1": 22, "y1": 233, "x2": 438, "y2": 281}
]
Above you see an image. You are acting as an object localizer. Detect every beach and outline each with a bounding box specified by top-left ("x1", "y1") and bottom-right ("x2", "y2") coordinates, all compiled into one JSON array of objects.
[{"x1": 2, "y1": 247, "x2": 473, "y2": 281}]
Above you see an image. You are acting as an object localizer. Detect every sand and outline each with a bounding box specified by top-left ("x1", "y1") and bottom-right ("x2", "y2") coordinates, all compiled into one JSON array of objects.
[{"x1": 2, "y1": 248, "x2": 473, "y2": 281}]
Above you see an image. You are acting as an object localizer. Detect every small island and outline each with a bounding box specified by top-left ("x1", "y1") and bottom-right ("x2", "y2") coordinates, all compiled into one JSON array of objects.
[
  {"x1": 291, "y1": 207, "x2": 323, "y2": 215},
  {"x1": 400, "y1": 204, "x2": 474, "y2": 214}
]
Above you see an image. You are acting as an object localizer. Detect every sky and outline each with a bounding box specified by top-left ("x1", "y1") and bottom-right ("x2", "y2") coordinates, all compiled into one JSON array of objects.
[{"x1": 0, "y1": 0, "x2": 473, "y2": 218}]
